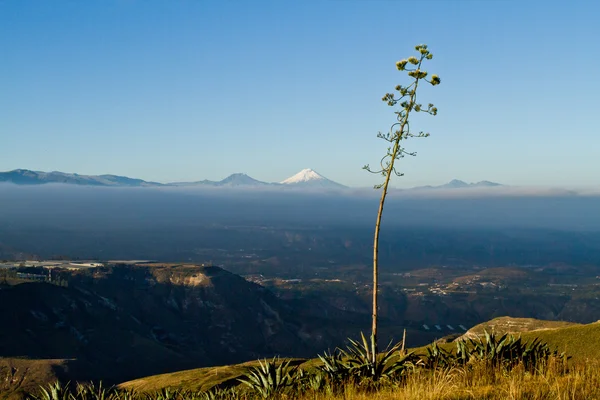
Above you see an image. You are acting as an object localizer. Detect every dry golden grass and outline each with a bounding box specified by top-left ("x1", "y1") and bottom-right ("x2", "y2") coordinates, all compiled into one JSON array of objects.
[
  {"x1": 19, "y1": 358, "x2": 600, "y2": 400},
  {"x1": 118, "y1": 359, "x2": 311, "y2": 393},
  {"x1": 117, "y1": 321, "x2": 600, "y2": 399},
  {"x1": 292, "y1": 359, "x2": 600, "y2": 400},
  {"x1": 119, "y1": 322, "x2": 600, "y2": 397},
  {"x1": 0, "y1": 358, "x2": 66, "y2": 400}
]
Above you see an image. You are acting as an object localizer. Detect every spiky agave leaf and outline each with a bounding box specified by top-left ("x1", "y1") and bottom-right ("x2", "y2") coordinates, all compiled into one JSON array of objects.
[
  {"x1": 75, "y1": 381, "x2": 120, "y2": 400},
  {"x1": 317, "y1": 349, "x2": 353, "y2": 388},
  {"x1": 306, "y1": 371, "x2": 326, "y2": 392},
  {"x1": 150, "y1": 387, "x2": 183, "y2": 400},
  {"x1": 197, "y1": 387, "x2": 239, "y2": 400},
  {"x1": 113, "y1": 389, "x2": 137, "y2": 400},
  {"x1": 29, "y1": 381, "x2": 72, "y2": 400},
  {"x1": 422, "y1": 342, "x2": 455, "y2": 369}
]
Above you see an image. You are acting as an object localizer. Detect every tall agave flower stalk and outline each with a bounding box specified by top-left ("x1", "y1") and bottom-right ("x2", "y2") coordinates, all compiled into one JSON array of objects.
[{"x1": 364, "y1": 44, "x2": 440, "y2": 364}]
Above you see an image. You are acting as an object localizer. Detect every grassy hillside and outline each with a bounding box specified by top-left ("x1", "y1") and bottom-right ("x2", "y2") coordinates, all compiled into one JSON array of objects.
[
  {"x1": 457, "y1": 316, "x2": 600, "y2": 361},
  {"x1": 0, "y1": 358, "x2": 67, "y2": 400},
  {"x1": 520, "y1": 321, "x2": 600, "y2": 361},
  {"x1": 118, "y1": 359, "x2": 312, "y2": 393},
  {"x1": 0, "y1": 264, "x2": 359, "y2": 386},
  {"x1": 5, "y1": 315, "x2": 594, "y2": 397},
  {"x1": 118, "y1": 318, "x2": 600, "y2": 394},
  {"x1": 460, "y1": 316, "x2": 579, "y2": 339}
]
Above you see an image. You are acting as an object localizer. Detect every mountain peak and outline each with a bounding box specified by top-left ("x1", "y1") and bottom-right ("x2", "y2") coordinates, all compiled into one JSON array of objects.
[
  {"x1": 442, "y1": 179, "x2": 470, "y2": 188},
  {"x1": 281, "y1": 169, "x2": 325, "y2": 184},
  {"x1": 442, "y1": 179, "x2": 503, "y2": 188},
  {"x1": 219, "y1": 173, "x2": 268, "y2": 186},
  {"x1": 474, "y1": 180, "x2": 502, "y2": 187},
  {"x1": 280, "y1": 169, "x2": 346, "y2": 189}
]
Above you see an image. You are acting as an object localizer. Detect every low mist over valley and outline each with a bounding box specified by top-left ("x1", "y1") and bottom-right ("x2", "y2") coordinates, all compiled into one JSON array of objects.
[{"x1": 1, "y1": 182, "x2": 600, "y2": 264}]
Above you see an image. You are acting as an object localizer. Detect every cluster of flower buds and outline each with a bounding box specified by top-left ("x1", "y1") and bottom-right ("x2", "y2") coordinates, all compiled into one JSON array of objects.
[
  {"x1": 408, "y1": 69, "x2": 428, "y2": 79},
  {"x1": 395, "y1": 60, "x2": 408, "y2": 71},
  {"x1": 395, "y1": 45, "x2": 440, "y2": 86},
  {"x1": 415, "y1": 44, "x2": 433, "y2": 59},
  {"x1": 381, "y1": 92, "x2": 396, "y2": 106},
  {"x1": 395, "y1": 85, "x2": 409, "y2": 96}
]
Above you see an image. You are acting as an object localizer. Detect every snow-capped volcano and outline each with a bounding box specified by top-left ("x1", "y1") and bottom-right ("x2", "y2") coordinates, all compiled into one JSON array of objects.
[
  {"x1": 280, "y1": 169, "x2": 346, "y2": 189},
  {"x1": 281, "y1": 168, "x2": 323, "y2": 184}
]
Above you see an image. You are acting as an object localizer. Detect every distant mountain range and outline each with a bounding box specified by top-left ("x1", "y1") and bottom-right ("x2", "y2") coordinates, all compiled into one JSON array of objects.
[
  {"x1": 0, "y1": 168, "x2": 347, "y2": 189},
  {"x1": 0, "y1": 169, "x2": 502, "y2": 190},
  {"x1": 168, "y1": 172, "x2": 273, "y2": 187},
  {"x1": 412, "y1": 179, "x2": 503, "y2": 190},
  {"x1": 0, "y1": 169, "x2": 162, "y2": 187}
]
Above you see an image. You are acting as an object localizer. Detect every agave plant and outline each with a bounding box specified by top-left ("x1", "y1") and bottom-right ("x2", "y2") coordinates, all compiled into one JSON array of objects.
[
  {"x1": 338, "y1": 332, "x2": 418, "y2": 382},
  {"x1": 519, "y1": 337, "x2": 569, "y2": 371},
  {"x1": 422, "y1": 342, "x2": 455, "y2": 369},
  {"x1": 288, "y1": 368, "x2": 318, "y2": 396},
  {"x1": 237, "y1": 357, "x2": 298, "y2": 399},
  {"x1": 148, "y1": 387, "x2": 183, "y2": 400},
  {"x1": 74, "y1": 381, "x2": 119, "y2": 400},
  {"x1": 112, "y1": 390, "x2": 137, "y2": 400},
  {"x1": 317, "y1": 350, "x2": 352, "y2": 384},
  {"x1": 28, "y1": 381, "x2": 73, "y2": 400},
  {"x1": 196, "y1": 387, "x2": 239, "y2": 400},
  {"x1": 455, "y1": 338, "x2": 470, "y2": 366},
  {"x1": 456, "y1": 330, "x2": 570, "y2": 372},
  {"x1": 305, "y1": 371, "x2": 327, "y2": 393}
]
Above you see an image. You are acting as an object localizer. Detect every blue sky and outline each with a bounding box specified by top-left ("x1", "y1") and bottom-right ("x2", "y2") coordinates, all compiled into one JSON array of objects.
[{"x1": 1, "y1": 1, "x2": 598, "y2": 188}]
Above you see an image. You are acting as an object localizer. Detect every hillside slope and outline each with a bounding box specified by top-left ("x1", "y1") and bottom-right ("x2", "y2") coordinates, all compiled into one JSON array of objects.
[
  {"x1": 1, "y1": 264, "x2": 411, "y2": 388},
  {"x1": 0, "y1": 358, "x2": 67, "y2": 400},
  {"x1": 459, "y1": 316, "x2": 580, "y2": 340},
  {"x1": 455, "y1": 317, "x2": 600, "y2": 361},
  {"x1": 118, "y1": 317, "x2": 600, "y2": 393},
  {"x1": 0, "y1": 265, "x2": 322, "y2": 385},
  {"x1": 520, "y1": 321, "x2": 600, "y2": 361}
]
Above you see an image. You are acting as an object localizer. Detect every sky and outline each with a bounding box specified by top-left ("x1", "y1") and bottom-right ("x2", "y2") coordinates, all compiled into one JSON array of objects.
[{"x1": 1, "y1": 1, "x2": 599, "y2": 188}]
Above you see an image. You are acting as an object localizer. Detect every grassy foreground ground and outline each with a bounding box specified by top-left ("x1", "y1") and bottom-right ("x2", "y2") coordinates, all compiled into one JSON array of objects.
[
  {"x1": 5, "y1": 320, "x2": 600, "y2": 399},
  {"x1": 288, "y1": 360, "x2": 600, "y2": 400},
  {"x1": 111, "y1": 358, "x2": 600, "y2": 400},
  {"x1": 119, "y1": 320, "x2": 600, "y2": 394},
  {"x1": 20, "y1": 358, "x2": 600, "y2": 400}
]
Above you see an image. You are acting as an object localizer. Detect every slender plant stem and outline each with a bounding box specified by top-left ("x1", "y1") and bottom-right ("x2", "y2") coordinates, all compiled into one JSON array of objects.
[{"x1": 371, "y1": 66, "x2": 422, "y2": 365}]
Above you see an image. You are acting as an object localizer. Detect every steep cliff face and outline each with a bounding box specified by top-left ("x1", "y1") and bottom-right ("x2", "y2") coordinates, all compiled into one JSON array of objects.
[{"x1": 0, "y1": 265, "x2": 313, "y2": 385}]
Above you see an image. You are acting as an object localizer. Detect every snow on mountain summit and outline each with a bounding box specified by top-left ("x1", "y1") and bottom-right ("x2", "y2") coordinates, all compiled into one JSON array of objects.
[
  {"x1": 280, "y1": 169, "x2": 346, "y2": 189},
  {"x1": 280, "y1": 169, "x2": 325, "y2": 184}
]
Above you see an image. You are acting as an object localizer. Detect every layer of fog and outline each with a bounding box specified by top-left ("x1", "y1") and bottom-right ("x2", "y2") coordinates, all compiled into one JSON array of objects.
[{"x1": 0, "y1": 183, "x2": 599, "y2": 231}]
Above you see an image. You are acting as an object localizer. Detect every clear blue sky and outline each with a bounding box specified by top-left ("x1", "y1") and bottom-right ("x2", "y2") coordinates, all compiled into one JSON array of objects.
[{"x1": 1, "y1": 1, "x2": 598, "y2": 188}]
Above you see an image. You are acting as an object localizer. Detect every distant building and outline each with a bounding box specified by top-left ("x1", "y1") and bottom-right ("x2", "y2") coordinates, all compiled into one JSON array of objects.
[
  {"x1": 16, "y1": 272, "x2": 47, "y2": 281},
  {"x1": 69, "y1": 262, "x2": 104, "y2": 268}
]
